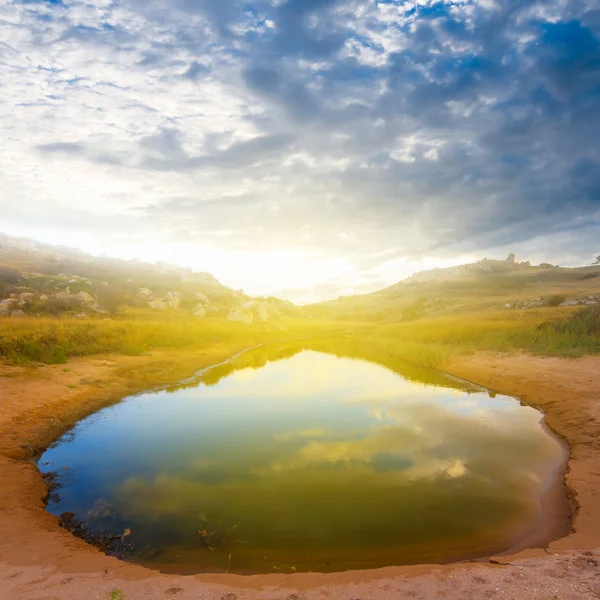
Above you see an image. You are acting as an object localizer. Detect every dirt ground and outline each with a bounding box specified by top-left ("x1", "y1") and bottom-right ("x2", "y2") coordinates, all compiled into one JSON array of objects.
[{"x1": 0, "y1": 349, "x2": 599, "y2": 600}]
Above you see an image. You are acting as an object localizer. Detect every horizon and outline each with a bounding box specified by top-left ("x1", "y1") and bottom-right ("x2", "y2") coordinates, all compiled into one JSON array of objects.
[
  {"x1": 2, "y1": 229, "x2": 596, "y2": 305},
  {"x1": 1, "y1": 0, "x2": 599, "y2": 304}
]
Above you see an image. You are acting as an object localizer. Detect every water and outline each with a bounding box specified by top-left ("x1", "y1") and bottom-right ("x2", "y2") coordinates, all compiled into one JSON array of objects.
[{"x1": 38, "y1": 344, "x2": 566, "y2": 574}]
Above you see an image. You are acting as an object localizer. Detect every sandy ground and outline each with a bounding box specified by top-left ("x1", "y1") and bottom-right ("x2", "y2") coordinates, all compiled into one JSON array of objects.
[{"x1": 0, "y1": 350, "x2": 599, "y2": 600}]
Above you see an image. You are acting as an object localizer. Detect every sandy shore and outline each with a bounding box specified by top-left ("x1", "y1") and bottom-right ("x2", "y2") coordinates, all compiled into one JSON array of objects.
[{"x1": 1, "y1": 350, "x2": 599, "y2": 599}]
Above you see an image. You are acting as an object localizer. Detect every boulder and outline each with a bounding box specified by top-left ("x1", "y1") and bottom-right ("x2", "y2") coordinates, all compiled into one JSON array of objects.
[
  {"x1": 164, "y1": 296, "x2": 181, "y2": 310},
  {"x1": 91, "y1": 302, "x2": 109, "y2": 315},
  {"x1": 148, "y1": 299, "x2": 168, "y2": 310},
  {"x1": 195, "y1": 292, "x2": 210, "y2": 305},
  {"x1": 77, "y1": 291, "x2": 96, "y2": 305},
  {"x1": 256, "y1": 303, "x2": 269, "y2": 322},
  {"x1": 138, "y1": 288, "x2": 153, "y2": 296},
  {"x1": 227, "y1": 306, "x2": 253, "y2": 325},
  {"x1": 10, "y1": 309, "x2": 26, "y2": 317},
  {"x1": 73, "y1": 313, "x2": 89, "y2": 318},
  {"x1": 193, "y1": 305, "x2": 207, "y2": 318},
  {"x1": 559, "y1": 300, "x2": 579, "y2": 306},
  {"x1": 257, "y1": 302, "x2": 280, "y2": 321}
]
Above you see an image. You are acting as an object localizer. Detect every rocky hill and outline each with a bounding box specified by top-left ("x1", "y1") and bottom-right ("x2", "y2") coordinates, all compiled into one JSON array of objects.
[
  {"x1": 0, "y1": 233, "x2": 300, "y2": 323},
  {"x1": 305, "y1": 255, "x2": 600, "y2": 322}
]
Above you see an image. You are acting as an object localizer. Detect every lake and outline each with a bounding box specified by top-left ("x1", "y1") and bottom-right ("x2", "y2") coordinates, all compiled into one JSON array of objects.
[{"x1": 38, "y1": 343, "x2": 567, "y2": 574}]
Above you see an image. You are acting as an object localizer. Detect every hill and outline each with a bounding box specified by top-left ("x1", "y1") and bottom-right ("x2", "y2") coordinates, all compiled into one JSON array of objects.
[
  {"x1": 0, "y1": 233, "x2": 300, "y2": 323},
  {"x1": 305, "y1": 255, "x2": 600, "y2": 322}
]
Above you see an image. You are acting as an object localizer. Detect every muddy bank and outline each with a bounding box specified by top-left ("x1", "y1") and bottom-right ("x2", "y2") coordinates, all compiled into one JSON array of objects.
[{"x1": 0, "y1": 350, "x2": 599, "y2": 599}]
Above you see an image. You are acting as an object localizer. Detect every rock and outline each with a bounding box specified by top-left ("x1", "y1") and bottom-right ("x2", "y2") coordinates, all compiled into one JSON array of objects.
[
  {"x1": 40, "y1": 294, "x2": 48, "y2": 301},
  {"x1": 10, "y1": 309, "x2": 26, "y2": 317},
  {"x1": 138, "y1": 288, "x2": 153, "y2": 296},
  {"x1": 0, "y1": 304, "x2": 9, "y2": 316},
  {"x1": 257, "y1": 302, "x2": 280, "y2": 321},
  {"x1": 76, "y1": 291, "x2": 95, "y2": 305},
  {"x1": 195, "y1": 292, "x2": 210, "y2": 305},
  {"x1": 504, "y1": 303, "x2": 511, "y2": 309},
  {"x1": 91, "y1": 302, "x2": 109, "y2": 315},
  {"x1": 148, "y1": 299, "x2": 167, "y2": 310},
  {"x1": 193, "y1": 305, "x2": 207, "y2": 318},
  {"x1": 164, "y1": 296, "x2": 180, "y2": 310},
  {"x1": 227, "y1": 306, "x2": 253, "y2": 325},
  {"x1": 73, "y1": 313, "x2": 89, "y2": 318},
  {"x1": 559, "y1": 300, "x2": 579, "y2": 306},
  {"x1": 257, "y1": 302, "x2": 270, "y2": 322}
]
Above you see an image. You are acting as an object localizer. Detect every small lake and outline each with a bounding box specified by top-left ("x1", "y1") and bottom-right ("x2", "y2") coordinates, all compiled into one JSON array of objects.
[{"x1": 39, "y1": 343, "x2": 566, "y2": 574}]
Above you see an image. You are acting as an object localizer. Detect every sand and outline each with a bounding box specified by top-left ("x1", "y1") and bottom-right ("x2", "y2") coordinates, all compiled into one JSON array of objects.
[{"x1": 0, "y1": 350, "x2": 599, "y2": 599}]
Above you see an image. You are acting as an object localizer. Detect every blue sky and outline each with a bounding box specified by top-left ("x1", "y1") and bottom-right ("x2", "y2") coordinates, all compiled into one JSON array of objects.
[{"x1": 1, "y1": 0, "x2": 599, "y2": 302}]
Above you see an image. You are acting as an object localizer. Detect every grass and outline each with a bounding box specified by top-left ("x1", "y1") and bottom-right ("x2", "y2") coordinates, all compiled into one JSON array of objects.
[
  {"x1": 1, "y1": 305, "x2": 598, "y2": 369},
  {"x1": 368, "y1": 305, "x2": 600, "y2": 366},
  {"x1": 0, "y1": 311, "x2": 350, "y2": 364}
]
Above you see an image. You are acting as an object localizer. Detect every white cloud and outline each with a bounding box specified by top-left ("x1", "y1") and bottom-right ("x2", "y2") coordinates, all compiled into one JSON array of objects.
[{"x1": 1, "y1": 0, "x2": 599, "y2": 302}]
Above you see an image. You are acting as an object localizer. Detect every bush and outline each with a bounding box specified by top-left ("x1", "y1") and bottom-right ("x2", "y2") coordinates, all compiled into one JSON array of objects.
[
  {"x1": 550, "y1": 305, "x2": 600, "y2": 336},
  {"x1": 547, "y1": 294, "x2": 566, "y2": 307}
]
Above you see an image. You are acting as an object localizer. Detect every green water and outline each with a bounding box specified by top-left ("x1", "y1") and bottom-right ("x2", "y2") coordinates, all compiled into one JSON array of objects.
[{"x1": 39, "y1": 343, "x2": 565, "y2": 574}]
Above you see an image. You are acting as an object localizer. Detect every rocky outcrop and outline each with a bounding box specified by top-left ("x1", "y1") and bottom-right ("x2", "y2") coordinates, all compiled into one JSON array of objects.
[
  {"x1": 227, "y1": 306, "x2": 254, "y2": 324},
  {"x1": 506, "y1": 295, "x2": 599, "y2": 310},
  {"x1": 76, "y1": 291, "x2": 95, "y2": 305},
  {"x1": 148, "y1": 299, "x2": 167, "y2": 310},
  {"x1": 91, "y1": 302, "x2": 108, "y2": 315},
  {"x1": 164, "y1": 292, "x2": 181, "y2": 310},
  {"x1": 404, "y1": 256, "x2": 538, "y2": 285},
  {"x1": 193, "y1": 305, "x2": 207, "y2": 318},
  {"x1": 0, "y1": 300, "x2": 11, "y2": 316},
  {"x1": 227, "y1": 300, "x2": 282, "y2": 325}
]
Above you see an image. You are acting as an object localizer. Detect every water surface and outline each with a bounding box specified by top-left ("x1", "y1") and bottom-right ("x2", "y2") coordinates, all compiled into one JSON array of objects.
[{"x1": 39, "y1": 344, "x2": 565, "y2": 574}]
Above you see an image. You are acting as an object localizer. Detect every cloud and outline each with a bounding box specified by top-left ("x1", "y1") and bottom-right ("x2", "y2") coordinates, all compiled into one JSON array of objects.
[{"x1": 0, "y1": 0, "x2": 599, "y2": 300}]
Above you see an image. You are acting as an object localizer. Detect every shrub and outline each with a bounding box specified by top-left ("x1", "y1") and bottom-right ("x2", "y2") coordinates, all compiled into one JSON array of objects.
[{"x1": 547, "y1": 294, "x2": 566, "y2": 307}]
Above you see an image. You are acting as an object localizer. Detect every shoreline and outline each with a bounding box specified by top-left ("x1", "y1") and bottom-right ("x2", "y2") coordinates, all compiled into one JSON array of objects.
[
  {"x1": 438, "y1": 368, "x2": 573, "y2": 561},
  {"x1": 1, "y1": 349, "x2": 599, "y2": 599}
]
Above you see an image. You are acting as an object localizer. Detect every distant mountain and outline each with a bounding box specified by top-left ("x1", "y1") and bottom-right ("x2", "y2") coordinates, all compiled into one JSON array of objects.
[
  {"x1": 0, "y1": 233, "x2": 301, "y2": 322},
  {"x1": 305, "y1": 255, "x2": 600, "y2": 322}
]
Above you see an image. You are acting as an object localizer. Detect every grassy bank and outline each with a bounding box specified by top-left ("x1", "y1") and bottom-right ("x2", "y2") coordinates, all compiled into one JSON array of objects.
[
  {"x1": 366, "y1": 305, "x2": 600, "y2": 368},
  {"x1": 0, "y1": 311, "x2": 351, "y2": 364},
  {"x1": 1, "y1": 305, "x2": 598, "y2": 369}
]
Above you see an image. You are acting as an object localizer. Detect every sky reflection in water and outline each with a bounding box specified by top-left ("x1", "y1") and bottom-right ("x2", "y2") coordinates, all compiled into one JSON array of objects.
[{"x1": 39, "y1": 346, "x2": 564, "y2": 573}]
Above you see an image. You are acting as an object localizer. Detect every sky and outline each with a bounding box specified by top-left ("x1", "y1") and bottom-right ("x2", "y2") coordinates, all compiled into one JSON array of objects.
[{"x1": 1, "y1": 0, "x2": 599, "y2": 304}]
